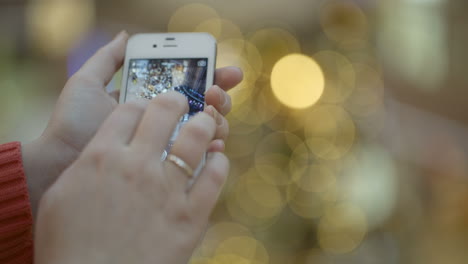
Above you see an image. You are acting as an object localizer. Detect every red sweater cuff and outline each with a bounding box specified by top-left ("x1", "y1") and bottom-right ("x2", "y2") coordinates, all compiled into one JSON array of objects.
[{"x1": 0, "y1": 142, "x2": 33, "y2": 263}]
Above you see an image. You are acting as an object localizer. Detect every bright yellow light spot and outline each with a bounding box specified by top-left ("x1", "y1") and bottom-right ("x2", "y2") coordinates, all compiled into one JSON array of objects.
[
  {"x1": 271, "y1": 54, "x2": 325, "y2": 109},
  {"x1": 26, "y1": 0, "x2": 95, "y2": 57},
  {"x1": 168, "y1": 4, "x2": 219, "y2": 32},
  {"x1": 318, "y1": 203, "x2": 367, "y2": 254}
]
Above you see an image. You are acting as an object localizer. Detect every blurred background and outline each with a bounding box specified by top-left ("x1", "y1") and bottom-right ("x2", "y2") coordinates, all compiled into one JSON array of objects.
[{"x1": 2, "y1": 0, "x2": 468, "y2": 263}]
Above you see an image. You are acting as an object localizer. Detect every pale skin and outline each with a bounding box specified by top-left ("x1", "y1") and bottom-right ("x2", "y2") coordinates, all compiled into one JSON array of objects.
[
  {"x1": 35, "y1": 92, "x2": 229, "y2": 263},
  {"x1": 22, "y1": 31, "x2": 243, "y2": 218}
]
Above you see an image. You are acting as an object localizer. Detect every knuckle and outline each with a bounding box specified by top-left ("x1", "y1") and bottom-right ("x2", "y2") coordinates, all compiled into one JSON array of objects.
[
  {"x1": 86, "y1": 145, "x2": 108, "y2": 164},
  {"x1": 170, "y1": 203, "x2": 194, "y2": 225},
  {"x1": 85, "y1": 144, "x2": 121, "y2": 166}
]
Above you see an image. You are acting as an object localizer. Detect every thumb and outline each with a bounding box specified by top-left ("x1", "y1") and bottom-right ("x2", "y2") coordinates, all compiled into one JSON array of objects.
[{"x1": 72, "y1": 31, "x2": 129, "y2": 88}]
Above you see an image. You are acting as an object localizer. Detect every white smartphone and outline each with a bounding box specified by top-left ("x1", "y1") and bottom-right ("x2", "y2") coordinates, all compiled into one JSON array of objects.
[{"x1": 119, "y1": 33, "x2": 217, "y2": 175}]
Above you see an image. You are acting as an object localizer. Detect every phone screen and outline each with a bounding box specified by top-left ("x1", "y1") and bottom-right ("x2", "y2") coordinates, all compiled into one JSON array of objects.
[
  {"x1": 125, "y1": 58, "x2": 208, "y2": 113},
  {"x1": 124, "y1": 58, "x2": 209, "y2": 158}
]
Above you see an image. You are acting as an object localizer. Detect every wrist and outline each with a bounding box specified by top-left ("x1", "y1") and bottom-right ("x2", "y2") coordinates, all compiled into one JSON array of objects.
[{"x1": 22, "y1": 134, "x2": 79, "y2": 218}]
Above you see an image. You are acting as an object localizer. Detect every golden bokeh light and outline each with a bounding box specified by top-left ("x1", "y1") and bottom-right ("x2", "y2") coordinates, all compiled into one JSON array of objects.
[
  {"x1": 226, "y1": 172, "x2": 283, "y2": 229},
  {"x1": 304, "y1": 105, "x2": 356, "y2": 160},
  {"x1": 196, "y1": 222, "x2": 252, "y2": 258},
  {"x1": 320, "y1": 1, "x2": 368, "y2": 43},
  {"x1": 218, "y1": 39, "x2": 263, "y2": 78},
  {"x1": 226, "y1": 191, "x2": 279, "y2": 229},
  {"x1": 313, "y1": 50, "x2": 356, "y2": 103},
  {"x1": 296, "y1": 164, "x2": 336, "y2": 194},
  {"x1": 168, "y1": 3, "x2": 219, "y2": 32},
  {"x1": 230, "y1": 83, "x2": 282, "y2": 126},
  {"x1": 288, "y1": 142, "x2": 342, "y2": 203},
  {"x1": 225, "y1": 127, "x2": 264, "y2": 158},
  {"x1": 211, "y1": 254, "x2": 252, "y2": 264},
  {"x1": 248, "y1": 28, "x2": 301, "y2": 75},
  {"x1": 271, "y1": 54, "x2": 325, "y2": 109},
  {"x1": 318, "y1": 203, "x2": 367, "y2": 254},
  {"x1": 195, "y1": 19, "x2": 243, "y2": 41},
  {"x1": 230, "y1": 170, "x2": 285, "y2": 221},
  {"x1": 255, "y1": 132, "x2": 304, "y2": 185},
  {"x1": 26, "y1": 0, "x2": 95, "y2": 57},
  {"x1": 215, "y1": 236, "x2": 270, "y2": 264},
  {"x1": 287, "y1": 183, "x2": 324, "y2": 219}
]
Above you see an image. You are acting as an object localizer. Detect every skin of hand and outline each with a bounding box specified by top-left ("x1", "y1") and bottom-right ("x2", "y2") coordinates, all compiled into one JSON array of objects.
[
  {"x1": 35, "y1": 92, "x2": 229, "y2": 264},
  {"x1": 21, "y1": 31, "x2": 243, "y2": 218}
]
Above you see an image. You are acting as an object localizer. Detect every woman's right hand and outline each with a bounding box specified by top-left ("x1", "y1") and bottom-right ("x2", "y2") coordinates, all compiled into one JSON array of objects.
[{"x1": 34, "y1": 92, "x2": 229, "y2": 264}]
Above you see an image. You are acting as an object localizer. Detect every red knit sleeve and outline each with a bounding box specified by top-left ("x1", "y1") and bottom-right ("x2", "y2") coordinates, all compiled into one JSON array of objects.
[{"x1": 0, "y1": 142, "x2": 33, "y2": 263}]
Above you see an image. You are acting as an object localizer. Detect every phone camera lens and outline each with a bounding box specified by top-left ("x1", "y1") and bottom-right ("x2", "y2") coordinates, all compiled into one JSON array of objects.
[{"x1": 153, "y1": 44, "x2": 157, "y2": 48}]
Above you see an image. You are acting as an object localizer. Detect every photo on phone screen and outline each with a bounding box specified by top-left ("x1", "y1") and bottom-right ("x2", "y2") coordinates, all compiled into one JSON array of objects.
[{"x1": 124, "y1": 58, "x2": 209, "y2": 158}]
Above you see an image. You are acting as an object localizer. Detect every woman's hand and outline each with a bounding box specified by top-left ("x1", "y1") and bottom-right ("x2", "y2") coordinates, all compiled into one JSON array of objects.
[
  {"x1": 22, "y1": 31, "x2": 243, "y2": 218},
  {"x1": 35, "y1": 92, "x2": 230, "y2": 264}
]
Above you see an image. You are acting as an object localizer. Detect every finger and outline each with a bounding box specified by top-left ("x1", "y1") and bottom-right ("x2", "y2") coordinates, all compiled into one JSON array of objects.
[
  {"x1": 188, "y1": 152, "x2": 229, "y2": 220},
  {"x1": 165, "y1": 112, "x2": 216, "y2": 187},
  {"x1": 204, "y1": 105, "x2": 229, "y2": 141},
  {"x1": 87, "y1": 99, "x2": 148, "y2": 147},
  {"x1": 207, "y1": 139, "x2": 225, "y2": 153},
  {"x1": 130, "y1": 92, "x2": 189, "y2": 157},
  {"x1": 71, "y1": 31, "x2": 129, "y2": 88},
  {"x1": 214, "y1": 66, "x2": 243, "y2": 91},
  {"x1": 205, "y1": 85, "x2": 232, "y2": 116}
]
